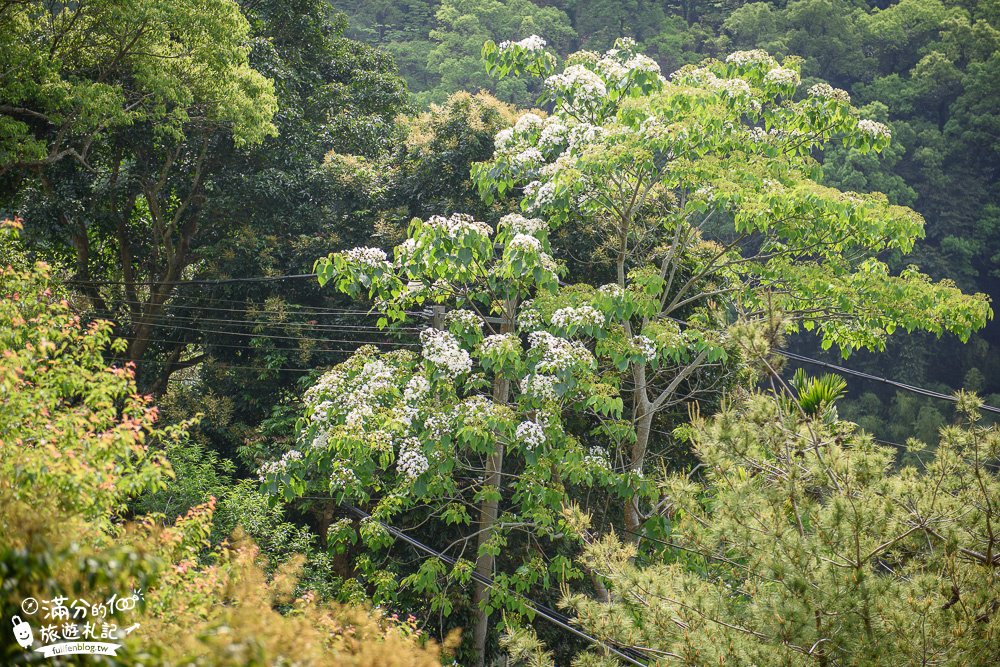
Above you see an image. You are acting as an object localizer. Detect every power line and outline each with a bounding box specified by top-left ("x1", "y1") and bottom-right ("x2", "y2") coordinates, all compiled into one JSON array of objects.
[
  {"x1": 68, "y1": 272, "x2": 319, "y2": 287},
  {"x1": 108, "y1": 335, "x2": 376, "y2": 356},
  {"x1": 72, "y1": 274, "x2": 1000, "y2": 414},
  {"x1": 88, "y1": 311, "x2": 423, "y2": 334},
  {"x1": 655, "y1": 315, "x2": 1000, "y2": 416},
  {"x1": 778, "y1": 350, "x2": 1000, "y2": 415},
  {"x1": 107, "y1": 294, "x2": 421, "y2": 317},
  {"x1": 344, "y1": 506, "x2": 650, "y2": 667},
  {"x1": 92, "y1": 320, "x2": 421, "y2": 347},
  {"x1": 104, "y1": 357, "x2": 323, "y2": 374}
]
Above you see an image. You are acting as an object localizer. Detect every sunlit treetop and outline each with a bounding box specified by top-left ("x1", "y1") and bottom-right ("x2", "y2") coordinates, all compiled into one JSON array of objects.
[{"x1": 474, "y1": 38, "x2": 992, "y2": 357}]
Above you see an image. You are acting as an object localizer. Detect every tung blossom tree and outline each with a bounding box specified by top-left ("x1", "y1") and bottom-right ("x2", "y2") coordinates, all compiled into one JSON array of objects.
[
  {"x1": 269, "y1": 211, "x2": 646, "y2": 666},
  {"x1": 261, "y1": 38, "x2": 992, "y2": 667},
  {"x1": 473, "y1": 38, "x2": 992, "y2": 534}
]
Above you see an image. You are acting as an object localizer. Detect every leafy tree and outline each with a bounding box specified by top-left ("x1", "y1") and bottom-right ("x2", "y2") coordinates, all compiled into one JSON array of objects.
[
  {"x1": 278, "y1": 210, "x2": 637, "y2": 666},
  {"x1": 425, "y1": 0, "x2": 576, "y2": 106},
  {"x1": 474, "y1": 39, "x2": 991, "y2": 536},
  {"x1": 0, "y1": 218, "x2": 452, "y2": 665},
  {"x1": 0, "y1": 0, "x2": 276, "y2": 178},
  {"x1": 0, "y1": 218, "x2": 172, "y2": 524},
  {"x1": 550, "y1": 388, "x2": 1000, "y2": 666}
]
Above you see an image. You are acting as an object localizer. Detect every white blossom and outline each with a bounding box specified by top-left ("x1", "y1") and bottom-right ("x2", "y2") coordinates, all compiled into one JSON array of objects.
[
  {"x1": 598, "y1": 283, "x2": 624, "y2": 298},
  {"x1": 330, "y1": 462, "x2": 361, "y2": 491},
  {"x1": 513, "y1": 147, "x2": 544, "y2": 167},
  {"x1": 500, "y1": 213, "x2": 547, "y2": 237},
  {"x1": 529, "y1": 330, "x2": 594, "y2": 373},
  {"x1": 508, "y1": 233, "x2": 543, "y2": 252},
  {"x1": 538, "y1": 121, "x2": 568, "y2": 150},
  {"x1": 494, "y1": 127, "x2": 516, "y2": 150},
  {"x1": 425, "y1": 213, "x2": 493, "y2": 238},
  {"x1": 478, "y1": 333, "x2": 521, "y2": 358},
  {"x1": 521, "y1": 373, "x2": 560, "y2": 401},
  {"x1": 546, "y1": 65, "x2": 607, "y2": 106},
  {"x1": 625, "y1": 54, "x2": 660, "y2": 74},
  {"x1": 258, "y1": 449, "x2": 303, "y2": 482},
  {"x1": 445, "y1": 309, "x2": 485, "y2": 334},
  {"x1": 343, "y1": 246, "x2": 389, "y2": 268},
  {"x1": 633, "y1": 335, "x2": 658, "y2": 362},
  {"x1": 808, "y1": 83, "x2": 850, "y2": 103},
  {"x1": 857, "y1": 119, "x2": 891, "y2": 140},
  {"x1": 420, "y1": 328, "x2": 473, "y2": 377},
  {"x1": 516, "y1": 420, "x2": 546, "y2": 450},
  {"x1": 764, "y1": 67, "x2": 800, "y2": 87},
  {"x1": 550, "y1": 305, "x2": 605, "y2": 329},
  {"x1": 584, "y1": 445, "x2": 611, "y2": 470},
  {"x1": 397, "y1": 437, "x2": 429, "y2": 479},
  {"x1": 404, "y1": 374, "x2": 430, "y2": 403},
  {"x1": 499, "y1": 35, "x2": 546, "y2": 52},
  {"x1": 514, "y1": 112, "x2": 545, "y2": 134},
  {"x1": 725, "y1": 50, "x2": 776, "y2": 67}
]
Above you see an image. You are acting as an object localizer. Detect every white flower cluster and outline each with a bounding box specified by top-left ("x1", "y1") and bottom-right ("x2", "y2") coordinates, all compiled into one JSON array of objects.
[
  {"x1": 404, "y1": 374, "x2": 430, "y2": 402},
  {"x1": 808, "y1": 83, "x2": 850, "y2": 103},
  {"x1": 550, "y1": 305, "x2": 605, "y2": 329},
  {"x1": 330, "y1": 462, "x2": 361, "y2": 491},
  {"x1": 445, "y1": 309, "x2": 484, "y2": 334},
  {"x1": 512, "y1": 147, "x2": 544, "y2": 167},
  {"x1": 494, "y1": 127, "x2": 516, "y2": 151},
  {"x1": 523, "y1": 180, "x2": 557, "y2": 211},
  {"x1": 425, "y1": 213, "x2": 493, "y2": 238},
  {"x1": 423, "y1": 413, "x2": 451, "y2": 440},
  {"x1": 420, "y1": 327, "x2": 473, "y2": 377},
  {"x1": 598, "y1": 283, "x2": 624, "y2": 298},
  {"x1": 343, "y1": 246, "x2": 389, "y2": 268},
  {"x1": 312, "y1": 430, "x2": 330, "y2": 450},
  {"x1": 478, "y1": 333, "x2": 521, "y2": 358},
  {"x1": 725, "y1": 50, "x2": 776, "y2": 67},
  {"x1": 717, "y1": 77, "x2": 753, "y2": 98},
  {"x1": 500, "y1": 213, "x2": 547, "y2": 237},
  {"x1": 529, "y1": 330, "x2": 594, "y2": 373},
  {"x1": 596, "y1": 55, "x2": 628, "y2": 81},
  {"x1": 764, "y1": 67, "x2": 800, "y2": 87},
  {"x1": 515, "y1": 112, "x2": 545, "y2": 134},
  {"x1": 857, "y1": 118, "x2": 891, "y2": 140},
  {"x1": 258, "y1": 449, "x2": 303, "y2": 482},
  {"x1": 625, "y1": 54, "x2": 660, "y2": 74},
  {"x1": 584, "y1": 445, "x2": 611, "y2": 470},
  {"x1": 567, "y1": 123, "x2": 604, "y2": 148},
  {"x1": 508, "y1": 233, "x2": 543, "y2": 252},
  {"x1": 521, "y1": 373, "x2": 559, "y2": 401},
  {"x1": 518, "y1": 301, "x2": 544, "y2": 330},
  {"x1": 306, "y1": 358, "x2": 399, "y2": 431},
  {"x1": 538, "y1": 120, "x2": 568, "y2": 151},
  {"x1": 516, "y1": 420, "x2": 546, "y2": 450},
  {"x1": 546, "y1": 65, "x2": 607, "y2": 105},
  {"x1": 499, "y1": 35, "x2": 546, "y2": 52},
  {"x1": 397, "y1": 437, "x2": 429, "y2": 479},
  {"x1": 632, "y1": 335, "x2": 658, "y2": 362}
]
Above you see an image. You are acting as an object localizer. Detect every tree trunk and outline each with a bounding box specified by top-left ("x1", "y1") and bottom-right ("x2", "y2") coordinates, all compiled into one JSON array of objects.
[
  {"x1": 626, "y1": 391, "x2": 653, "y2": 535},
  {"x1": 470, "y1": 303, "x2": 514, "y2": 667}
]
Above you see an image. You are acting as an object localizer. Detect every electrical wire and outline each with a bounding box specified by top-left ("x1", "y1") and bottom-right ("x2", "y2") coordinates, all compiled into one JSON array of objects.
[
  {"x1": 71, "y1": 276, "x2": 1000, "y2": 414},
  {"x1": 68, "y1": 272, "x2": 319, "y2": 287},
  {"x1": 344, "y1": 506, "x2": 650, "y2": 667}
]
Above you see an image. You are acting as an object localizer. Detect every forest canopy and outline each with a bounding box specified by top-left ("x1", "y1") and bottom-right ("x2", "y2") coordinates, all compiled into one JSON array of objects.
[{"x1": 1, "y1": 1, "x2": 998, "y2": 666}]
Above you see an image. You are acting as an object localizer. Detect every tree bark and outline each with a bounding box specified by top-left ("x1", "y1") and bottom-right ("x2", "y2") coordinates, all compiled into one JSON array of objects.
[{"x1": 471, "y1": 301, "x2": 514, "y2": 667}]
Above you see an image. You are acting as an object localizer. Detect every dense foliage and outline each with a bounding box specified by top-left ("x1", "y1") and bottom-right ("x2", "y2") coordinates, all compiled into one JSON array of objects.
[
  {"x1": 2, "y1": 1, "x2": 999, "y2": 666},
  {"x1": 333, "y1": 0, "x2": 1000, "y2": 442},
  {"x1": 557, "y1": 389, "x2": 1000, "y2": 665},
  {"x1": 0, "y1": 220, "x2": 451, "y2": 665}
]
